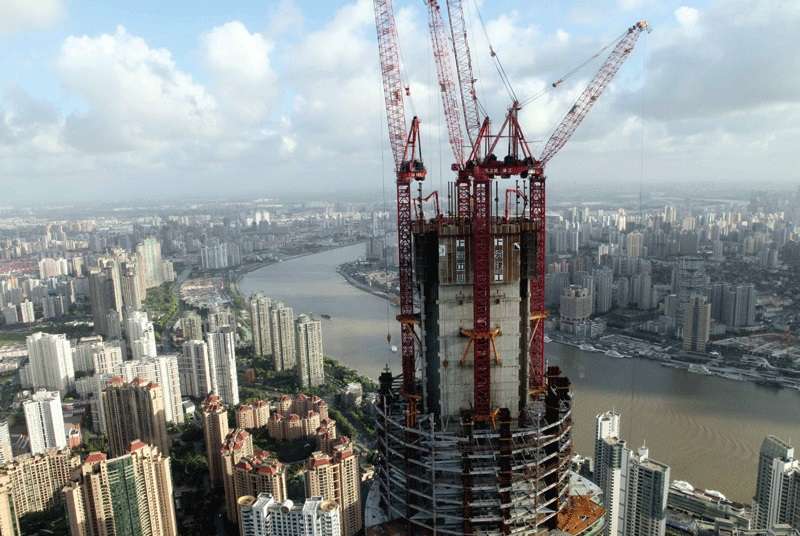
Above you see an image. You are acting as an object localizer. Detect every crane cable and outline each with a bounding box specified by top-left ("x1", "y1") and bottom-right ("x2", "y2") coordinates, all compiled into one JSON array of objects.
[
  {"x1": 518, "y1": 27, "x2": 631, "y2": 109},
  {"x1": 627, "y1": 35, "x2": 649, "y2": 444},
  {"x1": 470, "y1": 0, "x2": 517, "y2": 104},
  {"x1": 376, "y1": 69, "x2": 392, "y2": 349}
]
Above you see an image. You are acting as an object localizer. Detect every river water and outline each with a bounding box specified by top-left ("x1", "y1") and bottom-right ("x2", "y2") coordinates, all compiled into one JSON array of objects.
[{"x1": 240, "y1": 243, "x2": 800, "y2": 503}]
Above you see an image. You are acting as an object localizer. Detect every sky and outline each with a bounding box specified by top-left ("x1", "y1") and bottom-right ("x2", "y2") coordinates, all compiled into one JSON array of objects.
[{"x1": 1, "y1": 0, "x2": 798, "y2": 205}]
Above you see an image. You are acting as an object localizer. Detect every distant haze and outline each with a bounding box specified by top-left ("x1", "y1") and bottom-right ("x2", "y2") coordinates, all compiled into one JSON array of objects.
[{"x1": 1, "y1": 0, "x2": 798, "y2": 204}]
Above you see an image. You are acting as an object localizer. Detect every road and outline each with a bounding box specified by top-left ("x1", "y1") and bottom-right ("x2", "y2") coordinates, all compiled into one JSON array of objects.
[{"x1": 159, "y1": 266, "x2": 192, "y2": 354}]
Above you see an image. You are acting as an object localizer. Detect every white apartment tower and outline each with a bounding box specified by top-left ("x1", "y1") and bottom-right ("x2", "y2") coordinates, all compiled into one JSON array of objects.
[
  {"x1": 23, "y1": 389, "x2": 67, "y2": 455},
  {"x1": 594, "y1": 411, "x2": 670, "y2": 536},
  {"x1": 180, "y1": 340, "x2": 213, "y2": 399},
  {"x1": 238, "y1": 494, "x2": 342, "y2": 536},
  {"x1": 0, "y1": 420, "x2": 12, "y2": 464},
  {"x1": 26, "y1": 332, "x2": 75, "y2": 394},
  {"x1": 114, "y1": 355, "x2": 185, "y2": 425},
  {"x1": 295, "y1": 314, "x2": 324, "y2": 388},
  {"x1": 126, "y1": 309, "x2": 158, "y2": 359},
  {"x1": 269, "y1": 303, "x2": 296, "y2": 372},
  {"x1": 683, "y1": 295, "x2": 711, "y2": 353},
  {"x1": 753, "y1": 435, "x2": 800, "y2": 531},
  {"x1": 250, "y1": 294, "x2": 273, "y2": 357},
  {"x1": 207, "y1": 327, "x2": 239, "y2": 406}
]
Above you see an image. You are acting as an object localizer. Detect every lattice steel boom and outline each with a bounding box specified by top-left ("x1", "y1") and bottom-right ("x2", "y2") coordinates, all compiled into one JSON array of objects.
[
  {"x1": 446, "y1": 0, "x2": 481, "y2": 146},
  {"x1": 426, "y1": 0, "x2": 465, "y2": 169},
  {"x1": 539, "y1": 20, "x2": 650, "y2": 166}
]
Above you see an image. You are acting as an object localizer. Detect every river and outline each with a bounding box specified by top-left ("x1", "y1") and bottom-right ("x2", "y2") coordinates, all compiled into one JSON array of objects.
[{"x1": 240, "y1": 243, "x2": 800, "y2": 503}]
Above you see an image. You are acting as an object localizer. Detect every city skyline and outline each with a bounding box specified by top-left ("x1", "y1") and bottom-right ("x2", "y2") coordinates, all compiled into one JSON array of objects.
[
  {"x1": 2, "y1": 0, "x2": 798, "y2": 204},
  {"x1": 1, "y1": 1, "x2": 799, "y2": 534}
]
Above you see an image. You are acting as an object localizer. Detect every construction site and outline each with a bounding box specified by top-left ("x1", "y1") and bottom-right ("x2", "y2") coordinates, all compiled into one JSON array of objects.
[{"x1": 368, "y1": 0, "x2": 648, "y2": 534}]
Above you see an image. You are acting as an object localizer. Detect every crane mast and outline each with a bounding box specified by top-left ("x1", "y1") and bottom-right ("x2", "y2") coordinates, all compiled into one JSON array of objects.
[{"x1": 372, "y1": 0, "x2": 426, "y2": 405}]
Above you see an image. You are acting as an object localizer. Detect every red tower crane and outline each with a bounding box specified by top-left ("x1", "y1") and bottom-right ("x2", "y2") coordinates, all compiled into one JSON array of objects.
[
  {"x1": 528, "y1": 20, "x2": 651, "y2": 391},
  {"x1": 373, "y1": 0, "x2": 426, "y2": 411},
  {"x1": 457, "y1": 20, "x2": 650, "y2": 417}
]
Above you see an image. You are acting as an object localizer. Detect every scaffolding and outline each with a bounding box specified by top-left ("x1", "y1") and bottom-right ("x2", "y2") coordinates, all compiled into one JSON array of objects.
[{"x1": 375, "y1": 367, "x2": 573, "y2": 535}]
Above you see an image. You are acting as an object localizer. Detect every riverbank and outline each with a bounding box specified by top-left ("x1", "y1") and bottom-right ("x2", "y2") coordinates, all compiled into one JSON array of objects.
[
  {"x1": 335, "y1": 263, "x2": 397, "y2": 304},
  {"x1": 239, "y1": 243, "x2": 800, "y2": 502},
  {"x1": 333, "y1": 264, "x2": 800, "y2": 394},
  {"x1": 232, "y1": 240, "x2": 365, "y2": 283}
]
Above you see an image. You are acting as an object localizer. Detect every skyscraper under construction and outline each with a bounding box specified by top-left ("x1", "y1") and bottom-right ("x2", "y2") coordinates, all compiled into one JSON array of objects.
[
  {"x1": 371, "y1": 1, "x2": 648, "y2": 533},
  {"x1": 374, "y1": 221, "x2": 574, "y2": 535}
]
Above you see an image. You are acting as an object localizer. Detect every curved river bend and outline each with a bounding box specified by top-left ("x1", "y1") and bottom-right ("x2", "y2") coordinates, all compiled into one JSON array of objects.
[{"x1": 241, "y1": 244, "x2": 800, "y2": 503}]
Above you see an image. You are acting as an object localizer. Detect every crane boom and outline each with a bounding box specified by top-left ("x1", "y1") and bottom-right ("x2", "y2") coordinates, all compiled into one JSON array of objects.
[
  {"x1": 374, "y1": 0, "x2": 408, "y2": 170},
  {"x1": 426, "y1": 0, "x2": 465, "y2": 168},
  {"x1": 539, "y1": 20, "x2": 649, "y2": 166},
  {"x1": 446, "y1": 0, "x2": 481, "y2": 145}
]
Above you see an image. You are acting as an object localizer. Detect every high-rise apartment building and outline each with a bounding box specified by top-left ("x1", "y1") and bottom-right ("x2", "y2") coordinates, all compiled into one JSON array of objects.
[
  {"x1": 672, "y1": 257, "x2": 709, "y2": 334},
  {"x1": 753, "y1": 435, "x2": 800, "y2": 531},
  {"x1": 26, "y1": 332, "x2": 75, "y2": 394},
  {"x1": 120, "y1": 261, "x2": 144, "y2": 309},
  {"x1": 126, "y1": 309, "x2": 158, "y2": 360},
  {"x1": 626, "y1": 231, "x2": 644, "y2": 258},
  {"x1": 207, "y1": 327, "x2": 239, "y2": 406},
  {"x1": 683, "y1": 295, "x2": 711, "y2": 353},
  {"x1": 269, "y1": 303, "x2": 295, "y2": 372},
  {"x1": 88, "y1": 263, "x2": 123, "y2": 337},
  {"x1": 202, "y1": 394, "x2": 230, "y2": 488},
  {"x1": 208, "y1": 306, "x2": 235, "y2": 333},
  {"x1": 0, "y1": 448, "x2": 78, "y2": 530},
  {"x1": 593, "y1": 268, "x2": 614, "y2": 314},
  {"x1": 0, "y1": 421, "x2": 11, "y2": 465},
  {"x1": 115, "y1": 355, "x2": 184, "y2": 425},
  {"x1": 17, "y1": 300, "x2": 35, "y2": 323},
  {"x1": 102, "y1": 377, "x2": 170, "y2": 457},
  {"x1": 23, "y1": 389, "x2": 67, "y2": 455},
  {"x1": 594, "y1": 411, "x2": 670, "y2": 536},
  {"x1": 222, "y1": 428, "x2": 255, "y2": 521},
  {"x1": 218, "y1": 428, "x2": 288, "y2": 524},
  {"x1": 180, "y1": 311, "x2": 204, "y2": 342},
  {"x1": 236, "y1": 400, "x2": 270, "y2": 430},
  {"x1": 136, "y1": 237, "x2": 167, "y2": 290},
  {"x1": 180, "y1": 340, "x2": 213, "y2": 399},
  {"x1": 63, "y1": 442, "x2": 177, "y2": 536},
  {"x1": 233, "y1": 452, "x2": 287, "y2": 525},
  {"x1": 73, "y1": 336, "x2": 124, "y2": 375},
  {"x1": 238, "y1": 494, "x2": 341, "y2": 536},
  {"x1": 250, "y1": 294, "x2": 272, "y2": 357},
  {"x1": 304, "y1": 438, "x2": 361, "y2": 536},
  {"x1": 295, "y1": 315, "x2": 324, "y2": 388}
]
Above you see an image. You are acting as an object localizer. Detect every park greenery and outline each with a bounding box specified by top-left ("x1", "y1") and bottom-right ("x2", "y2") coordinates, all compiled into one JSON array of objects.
[{"x1": 144, "y1": 282, "x2": 179, "y2": 341}]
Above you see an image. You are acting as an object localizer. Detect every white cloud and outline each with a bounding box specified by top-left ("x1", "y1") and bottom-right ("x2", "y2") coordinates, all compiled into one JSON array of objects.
[
  {"x1": 0, "y1": 0, "x2": 64, "y2": 33},
  {"x1": 2, "y1": 0, "x2": 799, "y2": 203},
  {"x1": 202, "y1": 21, "x2": 276, "y2": 124},
  {"x1": 674, "y1": 6, "x2": 700, "y2": 28},
  {"x1": 58, "y1": 25, "x2": 219, "y2": 153}
]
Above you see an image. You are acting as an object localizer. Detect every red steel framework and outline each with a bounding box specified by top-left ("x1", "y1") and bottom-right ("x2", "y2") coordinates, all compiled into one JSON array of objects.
[
  {"x1": 373, "y1": 0, "x2": 426, "y2": 413},
  {"x1": 445, "y1": 20, "x2": 650, "y2": 414},
  {"x1": 378, "y1": 0, "x2": 649, "y2": 422}
]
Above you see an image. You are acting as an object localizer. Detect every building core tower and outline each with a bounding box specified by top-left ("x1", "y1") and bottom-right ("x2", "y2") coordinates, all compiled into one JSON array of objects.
[{"x1": 374, "y1": 216, "x2": 574, "y2": 535}]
